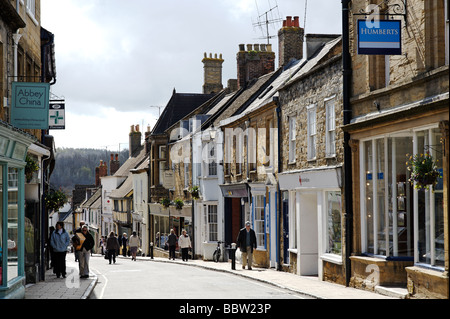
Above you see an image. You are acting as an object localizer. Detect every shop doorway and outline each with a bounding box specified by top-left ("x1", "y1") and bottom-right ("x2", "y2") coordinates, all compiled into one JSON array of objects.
[
  {"x1": 298, "y1": 192, "x2": 318, "y2": 276},
  {"x1": 224, "y1": 197, "x2": 243, "y2": 245}
]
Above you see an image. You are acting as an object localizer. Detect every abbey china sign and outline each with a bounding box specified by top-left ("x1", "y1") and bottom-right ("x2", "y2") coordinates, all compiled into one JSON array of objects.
[{"x1": 11, "y1": 82, "x2": 50, "y2": 129}]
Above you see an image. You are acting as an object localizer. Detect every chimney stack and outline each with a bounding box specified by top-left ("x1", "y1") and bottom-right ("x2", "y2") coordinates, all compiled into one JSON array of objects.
[
  {"x1": 129, "y1": 124, "x2": 142, "y2": 158},
  {"x1": 202, "y1": 52, "x2": 224, "y2": 94},
  {"x1": 95, "y1": 160, "x2": 108, "y2": 186},
  {"x1": 236, "y1": 43, "x2": 275, "y2": 89},
  {"x1": 110, "y1": 153, "x2": 120, "y2": 175},
  {"x1": 278, "y1": 16, "x2": 304, "y2": 67}
]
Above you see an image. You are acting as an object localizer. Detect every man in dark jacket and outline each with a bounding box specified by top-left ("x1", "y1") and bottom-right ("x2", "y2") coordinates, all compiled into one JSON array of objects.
[
  {"x1": 236, "y1": 221, "x2": 257, "y2": 270},
  {"x1": 167, "y1": 229, "x2": 177, "y2": 260},
  {"x1": 75, "y1": 224, "x2": 95, "y2": 278}
]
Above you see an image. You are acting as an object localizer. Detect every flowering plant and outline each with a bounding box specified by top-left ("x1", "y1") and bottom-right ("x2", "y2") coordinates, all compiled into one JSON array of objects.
[
  {"x1": 174, "y1": 198, "x2": 184, "y2": 210},
  {"x1": 160, "y1": 197, "x2": 171, "y2": 208},
  {"x1": 406, "y1": 152, "x2": 441, "y2": 191},
  {"x1": 45, "y1": 188, "x2": 68, "y2": 212},
  {"x1": 189, "y1": 186, "x2": 200, "y2": 200}
]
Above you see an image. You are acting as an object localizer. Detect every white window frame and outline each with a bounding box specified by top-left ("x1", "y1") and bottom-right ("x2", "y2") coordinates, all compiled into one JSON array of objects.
[
  {"x1": 288, "y1": 116, "x2": 296, "y2": 163},
  {"x1": 159, "y1": 161, "x2": 166, "y2": 186},
  {"x1": 253, "y1": 195, "x2": 266, "y2": 249},
  {"x1": 325, "y1": 97, "x2": 336, "y2": 157},
  {"x1": 207, "y1": 204, "x2": 218, "y2": 242},
  {"x1": 307, "y1": 104, "x2": 317, "y2": 160},
  {"x1": 184, "y1": 157, "x2": 190, "y2": 188},
  {"x1": 359, "y1": 124, "x2": 443, "y2": 269},
  {"x1": 26, "y1": 0, "x2": 38, "y2": 26},
  {"x1": 445, "y1": 0, "x2": 449, "y2": 65},
  {"x1": 207, "y1": 142, "x2": 217, "y2": 176}
]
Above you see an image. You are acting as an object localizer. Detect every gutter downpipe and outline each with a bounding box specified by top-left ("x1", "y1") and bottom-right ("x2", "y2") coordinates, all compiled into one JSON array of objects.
[
  {"x1": 342, "y1": 0, "x2": 353, "y2": 287},
  {"x1": 275, "y1": 97, "x2": 282, "y2": 271}
]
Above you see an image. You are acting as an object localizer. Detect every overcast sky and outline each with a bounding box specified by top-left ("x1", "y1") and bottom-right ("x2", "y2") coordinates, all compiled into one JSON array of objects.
[{"x1": 40, "y1": 0, "x2": 342, "y2": 152}]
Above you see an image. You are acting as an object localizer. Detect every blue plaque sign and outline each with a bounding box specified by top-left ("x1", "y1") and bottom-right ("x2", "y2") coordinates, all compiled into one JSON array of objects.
[{"x1": 357, "y1": 19, "x2": 402, "y2": 55}]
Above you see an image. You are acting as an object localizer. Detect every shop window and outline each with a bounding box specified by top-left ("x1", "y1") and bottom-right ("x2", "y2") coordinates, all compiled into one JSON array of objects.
[
  {"x1": 326, "y1": 191, "x2": 342, "y2": 255},
  {"x1": 7, "y1": 167, "x2": 19, "y2": 282},
  {"x1": 0, "y1": 166, "x2": 3, "y2": 285},
  {"x1": 360, "y1": 126, "x2": 443, "y2": 267},
  {"x1": 253, "y1": 195, "x2": 265, "y2": 248}
]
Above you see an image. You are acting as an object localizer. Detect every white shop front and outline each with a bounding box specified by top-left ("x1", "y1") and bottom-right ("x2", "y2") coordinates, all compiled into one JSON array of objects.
[{"x1": 279, "y1": 166, "x2": 343, "y2": 279}]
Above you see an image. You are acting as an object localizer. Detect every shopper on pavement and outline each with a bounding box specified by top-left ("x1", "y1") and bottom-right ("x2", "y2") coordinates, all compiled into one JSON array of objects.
[
  {"x1": 49, "y1": 222, "x2": 70, "y2": 278},
  {"x1": 72, "y1": 221, "x2": 85, "y2": 262},
  {"x1": 178, "y1": 229, "x2": 191, "y2": 262},
  {"x1": 236, "y1": 221, "x2": 257, "y2": 270},
  {"x1": 106, "y1": 231, "x2": 120, "y2": 264},
  {"x1": 167, "y1": 229, "x2": 177, "y2": 260},
  {"x1": 74, "y1": 224, "x2": 95, "y2": 278},
  {"x1": 129, "y1": 231, "x2": 140, "y2": 261},
  {"x1": 121, "y1": 233, "x2": 128, "y2": 257}
]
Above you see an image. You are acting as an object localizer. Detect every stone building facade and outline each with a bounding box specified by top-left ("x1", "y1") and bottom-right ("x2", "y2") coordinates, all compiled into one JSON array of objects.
[
  {"x1": 343, "y1": 0, "x2": 449, "y2": 299},
  {"x1": 278, "y1": 36, "x2": 345, "y2": 282}
]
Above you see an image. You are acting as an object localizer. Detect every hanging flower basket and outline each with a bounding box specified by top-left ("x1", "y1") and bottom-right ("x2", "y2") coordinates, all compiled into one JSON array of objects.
[
  {"x1": 189, "y1": 186, "x2": 200, "y2": 200},
  {"x1": 45, "y1": 188, "x2": 68, "y2": 212},
  {"x1": 25, "y1": 155, "x2": 39, "y2": 182},
  {"x1": 160, "y1": 198, "x2": 171, "y2": 208},
  {"x1": 174, "y1": 198, "x2": 184, "y2": 210},
  {"x1": 407, "y1": 152, "x2": 441, "y2": 191}
]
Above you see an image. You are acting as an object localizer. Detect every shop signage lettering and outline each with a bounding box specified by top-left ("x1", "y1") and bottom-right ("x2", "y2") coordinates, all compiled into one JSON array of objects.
[
  {"x1": 11, "y1": 82, "x2": 50, "y2": 129},
  {"x1": 357, "y1": 19, "x2": 402, "y2": 55}
]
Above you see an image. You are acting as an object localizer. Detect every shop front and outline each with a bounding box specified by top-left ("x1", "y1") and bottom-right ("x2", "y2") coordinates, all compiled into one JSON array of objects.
[
  {"x1": 149, "y1": 203, "x2": 191, "y2": 255},
  {"x1": 279, "y1": 166, "x2": 345, "y2": 283},
  {"x1": 346, "y1": 113, "x2": 448, "y2": 298},
  {"x1": 0, "y1": 126, "x2": 35, "y2": 299}
]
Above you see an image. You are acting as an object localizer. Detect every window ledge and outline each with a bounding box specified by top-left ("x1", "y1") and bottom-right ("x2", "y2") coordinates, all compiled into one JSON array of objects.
[{"x1": 320, "y1": 253, "x2": 343, "y2": 265}]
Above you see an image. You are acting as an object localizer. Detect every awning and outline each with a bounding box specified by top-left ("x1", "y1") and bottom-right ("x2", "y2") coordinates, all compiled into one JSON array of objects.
[{"x1": 219, "y1": 183, "x2": 248, "y2": 198}]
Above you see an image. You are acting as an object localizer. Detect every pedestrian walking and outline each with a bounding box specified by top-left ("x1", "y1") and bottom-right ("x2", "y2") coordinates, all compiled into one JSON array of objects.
[
  {"x1": 72, "y1": 221, "x2": 85, "y2": 262},
  {"x1": 121, "y1": 233, "x2": 128, "y2": 257},
  {"x1": 106, "y1": 231, "x2": 120, "y2": 264},
  {"x1": 167, "y1": 229, "x2": 177, "y2": 260},
  {"x1": 236, "y1": 221, "x2": 257, "y2": 270},
  {"x1": 49, "y1": 222, "x2": 70, "y2": 278},
  {"x1": 74, "y1": 224, "x2": 95, "y2": 278},
  {"x1": 129, "y1": 231, "x2": 140, "y2": 261},
  {"x1": 178, "y1": 229, "x2": 191, "y2": 262}
]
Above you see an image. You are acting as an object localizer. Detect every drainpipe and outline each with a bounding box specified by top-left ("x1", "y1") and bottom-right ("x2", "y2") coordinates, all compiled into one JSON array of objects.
[
  {"x1": 342, "y1": 0, "x2": 353, "y2": 287},
  {"x1": 275, "y1": 97, "x2": 282, "y2": 271}
]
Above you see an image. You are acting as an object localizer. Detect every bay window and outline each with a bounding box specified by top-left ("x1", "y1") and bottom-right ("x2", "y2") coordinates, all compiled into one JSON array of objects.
[{"x1": 360, "y1": 126, "x2": 444, "y2": 268}]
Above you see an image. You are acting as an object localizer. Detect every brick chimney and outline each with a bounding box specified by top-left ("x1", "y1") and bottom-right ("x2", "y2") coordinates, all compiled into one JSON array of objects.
[
  {"x1": 95, "y1": 160, "x2": 108, "y2": 186},
  {"x1": 129, "y1": 124, "x2": 142, "y2": 157},
  {"x1": 109, "y1": 153, "x2": 120, "y2": 175},
  {"x1": 236, "y1": 43, "x2": 275, "y2": 89},
  {"x1": 278, "y1": 16, "x2": 304, "y2": 67},
  {"x1": 202, "y1": 53, "x2": 224, "y2": 94}
]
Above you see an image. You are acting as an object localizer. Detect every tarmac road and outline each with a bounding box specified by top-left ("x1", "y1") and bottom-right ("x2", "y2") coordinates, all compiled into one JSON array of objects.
[{"x1": 88, "y1": 255, "x2": 311, "y2": 299}]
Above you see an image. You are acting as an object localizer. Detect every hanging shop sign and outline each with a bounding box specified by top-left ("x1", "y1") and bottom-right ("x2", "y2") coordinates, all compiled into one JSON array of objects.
[
  {"x1": 11, "y1": 82, "x2": 50, "y2": 129},
  {"x1": 49, "y1": 101, "x2": 65, "y2": 129},
  {"x1": 357, "y1": 19, "x2": 402, "y2": 55}
]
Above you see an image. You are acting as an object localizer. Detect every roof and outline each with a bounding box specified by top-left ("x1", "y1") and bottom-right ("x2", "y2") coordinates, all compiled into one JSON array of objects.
[
  {"x1": 151, "y1": 91, "x2": 215, "y2": 135},
  {"x1": 109, "y1": 175, "x2": 133, "y2": 199},
  {"x1": 80, "y1": 188, "x2": 101, "y2": 209},
  {"x1": 113, "y1": 147, "x2": 147, "y2": 177}
]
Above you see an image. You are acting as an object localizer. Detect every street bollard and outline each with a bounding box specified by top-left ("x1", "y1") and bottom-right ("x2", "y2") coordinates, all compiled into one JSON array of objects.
[
  {"x1": 230, "y1": 243, "x2": 236, "y2": 270},
  {"x1": 150, "y1": 242, "x2": 154, "y2": 259}
]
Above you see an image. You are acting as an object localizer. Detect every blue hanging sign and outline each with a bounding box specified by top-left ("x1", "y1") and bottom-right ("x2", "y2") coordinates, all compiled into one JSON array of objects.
[
  {"x1": 357, "y1": 19, "x2": 402, "y2": 55},
  {"x1": 11, "y1": 82, "x2": 50, "y2": 129}
]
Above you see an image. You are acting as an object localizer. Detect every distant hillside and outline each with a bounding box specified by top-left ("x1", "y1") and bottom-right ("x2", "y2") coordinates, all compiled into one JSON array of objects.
[{"x1": 50, "y1": 148, "x2": 129, "y2": 194}]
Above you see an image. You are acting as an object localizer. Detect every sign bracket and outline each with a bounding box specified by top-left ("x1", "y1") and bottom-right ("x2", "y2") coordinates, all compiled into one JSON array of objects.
[{"x1": 352, "y1": 0, "x2": 407, "y2": 26}]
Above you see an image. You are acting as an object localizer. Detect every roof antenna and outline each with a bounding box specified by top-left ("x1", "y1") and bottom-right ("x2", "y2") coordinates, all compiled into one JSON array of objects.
[{"x1": 252, "y1": 0, "x2": 283, "y2": 45}]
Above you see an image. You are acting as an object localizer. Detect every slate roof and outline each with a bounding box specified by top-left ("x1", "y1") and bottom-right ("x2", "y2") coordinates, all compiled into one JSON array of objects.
[{"x1": 151, "y1": 91, "x2": 215, "y2": 135}]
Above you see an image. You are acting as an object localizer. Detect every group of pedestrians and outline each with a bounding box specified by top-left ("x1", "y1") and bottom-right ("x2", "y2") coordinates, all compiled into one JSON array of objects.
[
  {"x1": 48, "y1": 221, "x2": 94, "y2": 279},
  {"x1": 167, "y1": 229, "x2": 192, "y2": 261},
  {"x1": 102, "y1": 231, "x2": 141, "y2": 263}
]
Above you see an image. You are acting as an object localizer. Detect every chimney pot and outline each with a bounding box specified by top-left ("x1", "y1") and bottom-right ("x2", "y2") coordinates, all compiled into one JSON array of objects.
[
  {"x1": 239, "y1": 44, "x2": 245, "y2": 51},
  {"x1": 293, "y1": 16, "x2": 299, "y2": 27},
  {"x1": 287, "y1": 16, "x2": 292, "y2": 27},
  {"x1": 246, "y1": 44, "x2": 252, "y2": 51},
  {"x1": 254, "y1": 44, "x2": 260, "y2": 51}
]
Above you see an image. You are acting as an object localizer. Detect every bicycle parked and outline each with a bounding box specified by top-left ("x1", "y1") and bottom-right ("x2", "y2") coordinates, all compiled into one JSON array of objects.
[{"x1": 212, "y1": 241, "x2": 224, "y2": 263}]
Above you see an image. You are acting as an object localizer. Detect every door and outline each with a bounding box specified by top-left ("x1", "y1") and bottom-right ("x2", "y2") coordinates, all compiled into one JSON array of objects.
[{"x1": 282, "y1": 198, "x2": 289, "y2": 264}]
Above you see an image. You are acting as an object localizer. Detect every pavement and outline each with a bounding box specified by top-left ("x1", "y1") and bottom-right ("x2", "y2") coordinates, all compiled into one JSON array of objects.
[{"x1": 25, "y1": 252, "x2": 405, "y2": 300}]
